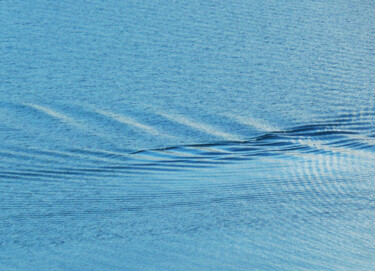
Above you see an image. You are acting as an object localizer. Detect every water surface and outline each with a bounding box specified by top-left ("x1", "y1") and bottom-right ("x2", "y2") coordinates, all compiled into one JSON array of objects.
[{"x1": 1, "y1": 0, "x2": 375, "y2": 270}]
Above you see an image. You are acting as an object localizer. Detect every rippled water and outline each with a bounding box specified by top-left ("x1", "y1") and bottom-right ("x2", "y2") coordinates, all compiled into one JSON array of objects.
[{"x1": 1, "y1": 0, "x2": 375, "y2": 270}]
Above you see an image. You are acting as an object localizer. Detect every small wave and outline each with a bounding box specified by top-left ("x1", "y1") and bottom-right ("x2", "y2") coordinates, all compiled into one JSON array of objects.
[
  {"x1": 1, "y1": 120, "x2": 373, "y2": 180},
  {"x1": 155, "y1": 111, "x2": 243, "y2": 141},
  {"x1": 95, "y1": 109, "x2": 176, "y2": 139},
  {"x1": 223, "y1": 113, "x2": 278, "y2": 132},
  {"x1": 25, "y1": 103, "x2": 78, "y2": 125}
]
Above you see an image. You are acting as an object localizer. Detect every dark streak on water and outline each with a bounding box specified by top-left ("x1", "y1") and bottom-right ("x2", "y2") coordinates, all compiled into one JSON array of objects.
[{"x1": 1, "y1": 0, "x2": 375, "y2": 270}]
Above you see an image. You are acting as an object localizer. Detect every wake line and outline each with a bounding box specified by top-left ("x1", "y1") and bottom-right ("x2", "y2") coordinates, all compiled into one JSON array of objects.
[
  {"x1": 26, "y1": 104, "x2": 77, "y2": 125},
  {"x1": 24, "y1": 104, "x2": 89, "y2": 134},
  {"x1": 156, "y1": 111, "x2": 242, "y2": 141},
  {"x1": 222, "y1": 112, "x2": 375, "y2": 159},
  {"x1": 95, "y1": 110, "x2": 175, "y2": 139},
  {"x1": 223, "y1": 113, "x2": 278, "y2": 133},
  {"x1": 24, "y1": 104, "x2": 114, "y2": 142},
  {"x1": 133, "y1": 127, "x2": 375, "y2": 162}
]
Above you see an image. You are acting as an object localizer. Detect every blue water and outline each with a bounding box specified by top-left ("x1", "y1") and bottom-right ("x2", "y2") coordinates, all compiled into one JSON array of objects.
[{"x1": 1, "y1": 0, "x2": 375, "y2": 270}]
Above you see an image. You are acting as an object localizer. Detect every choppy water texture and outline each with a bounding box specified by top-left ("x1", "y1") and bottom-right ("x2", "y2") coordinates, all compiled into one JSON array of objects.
[{"x1": 1, "y1": 0, "x2": 375, "y2": 270}]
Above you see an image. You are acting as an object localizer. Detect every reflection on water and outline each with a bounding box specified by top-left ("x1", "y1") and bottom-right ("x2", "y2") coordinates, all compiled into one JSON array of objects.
[{"x1": 1, "y1": 0, "x2": 375, "y2": 270}]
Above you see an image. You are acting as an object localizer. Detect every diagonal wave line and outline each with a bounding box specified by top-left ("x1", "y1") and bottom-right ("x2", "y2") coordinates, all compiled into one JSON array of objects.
[
  {"x1": 223, "y1": 113, "x2": 278, "y2": 133},
  {"x1": 95, "y1": 109, "x2": 175, "y2": 139},
  {"x1": 24, "y1": 103, "x2": 115, "y2": 142},
  {"x1": 26, "y1": 103, "x2": 78, "y2": 125},
  {"x1": 156, "y1": 111, "x2": 243, "y2": 141}
]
